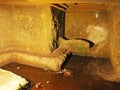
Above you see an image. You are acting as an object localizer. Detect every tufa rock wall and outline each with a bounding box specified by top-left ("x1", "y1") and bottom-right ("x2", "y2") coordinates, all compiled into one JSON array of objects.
[
  {"x1": 65, "y1": 11, "x2": 108, "y2": 39},
  {"x1": 108, "y1": 6, "x2": 120, "y2": 72},
  {"x1": 65, "y1": 11, "x2": 109, "y2": 57},
  {"x1": 0, "y1": 4, "x2": 57, "y2": 54}
]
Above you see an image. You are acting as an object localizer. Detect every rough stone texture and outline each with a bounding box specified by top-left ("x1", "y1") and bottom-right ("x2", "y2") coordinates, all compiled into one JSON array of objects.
[
  {"x1": 86, "y1": 25, "x2": 108, "y2": 45},
  {"x1": 50, "y1": 6, "x2": 65, "y2": 48},
  {"x1": 94, "y1": 6, "x2": 120, "y2": 82},
  {"x1": 0, "y1": 47, "x2": 70, "y2": 71},
  {"x1": 51, "y1": 6, "x2": 65, "y2": 38},
  {"x1": 108, "y1": 6, "x2": 120, "y2": 72},
  {"x1": 86, "y1": 23, "x2": 109, "y2": 57},
  {"x1": 58, "y1": 37, "x2": 89, "y2": 55},
  {"x1": 0, "y1": 4, "x2": 69, "y2": 71},
  {"x1": 0, "y1": 5, "x2": 56, "y2": 55},
  {"x1": 65, "y1": 11, "x2": 109, "y2": 57},
  {"x1": 0, "y1": 5, "x2": 11, "y2": 50},
  {"x1": 65, "y1": 11, "x2": 108, "y2": 39}
]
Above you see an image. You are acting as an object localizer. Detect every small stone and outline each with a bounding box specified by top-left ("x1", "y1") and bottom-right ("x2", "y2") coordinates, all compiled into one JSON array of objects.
[
  {"x1": 35, "y1": 82, "x2": 44, "y2": 88},
  {"x1": 46, "y1": 81, "x2": 50, "y2": 84},
  {"x1": 16, "y1": 67, "x2": 20, "y2": 69},
  {"x1": 57, "y1": 70, "x2": 63, "y2": 74}
]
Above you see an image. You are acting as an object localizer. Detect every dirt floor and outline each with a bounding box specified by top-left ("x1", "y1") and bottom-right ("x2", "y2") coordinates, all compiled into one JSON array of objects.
[{"x1": 1, "y1": 55, "x2": 120, "y2": 90}]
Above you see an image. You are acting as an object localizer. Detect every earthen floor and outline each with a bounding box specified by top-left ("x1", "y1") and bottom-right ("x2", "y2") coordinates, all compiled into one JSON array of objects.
[{"x1": 1, "y1": 55, "x2": 120, "y2": 90}]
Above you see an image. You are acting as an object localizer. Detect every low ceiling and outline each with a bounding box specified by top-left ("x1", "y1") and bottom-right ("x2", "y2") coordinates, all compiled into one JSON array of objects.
[
  {"x1": 0, "y1": 0, "x2": 119, "y2": 12},
  {"x1": 66, "y1": 3, "x2": 118, "y2": 12}
]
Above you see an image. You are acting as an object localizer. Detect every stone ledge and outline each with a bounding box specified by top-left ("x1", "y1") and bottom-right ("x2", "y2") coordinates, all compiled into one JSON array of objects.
[{"x1": 0, "y1": 47, "x2": 70, "y2": 71}]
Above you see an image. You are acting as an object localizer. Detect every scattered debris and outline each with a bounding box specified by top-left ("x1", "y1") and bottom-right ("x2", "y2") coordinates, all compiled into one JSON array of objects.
[
  {"x1": 44, "y1": 68, "x2": 51, "y2": 72},
  {"x1": 35, "y1": 82, "x2": 44, "y2": 88},
  {"x1": 57, "y1": 70, "x2": 63, "y2": 74},
  {"x1": 63, "y1": 69, "x2": 72, "y2": 77},
  {"x1": 57, "y1": 69, "x2": 74, "y2": 77},
  {"x1": 35, "y1": 80, "x2": 50, "y2": 89}
]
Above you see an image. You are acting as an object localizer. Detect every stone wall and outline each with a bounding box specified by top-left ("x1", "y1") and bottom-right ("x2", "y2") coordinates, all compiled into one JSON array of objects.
[
  {"x1": 0, "y1": 4, "x2": 56, "y2": 54},
  {"x1": 65, "y1": 11, "x2": 108, "y2": 39},
  {"x1": 108, "y1": 6, "x2": 120, "y2": 72},
  {"x1": 0, "y1": 5, "x2": 12, "y2": 50},
  {"x1": 51, "y1": 6, "x2": 65, "y2": 38},
  {"x1": 65, "y1": 11, "x2": 109, "y2": 57}
]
